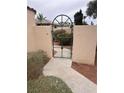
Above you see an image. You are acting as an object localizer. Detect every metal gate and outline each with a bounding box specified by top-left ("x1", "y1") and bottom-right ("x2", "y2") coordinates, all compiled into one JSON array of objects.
[{"x1": 52, "y1": 14, "x2": 73, "y2": 59}]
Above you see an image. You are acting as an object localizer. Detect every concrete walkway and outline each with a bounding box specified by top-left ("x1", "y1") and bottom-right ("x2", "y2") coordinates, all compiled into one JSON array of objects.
[
  {"x1": 43, "y1": 58, "x2": 97, "y2": 93},
  {"x1": 54, "y1": 45, "x2": 71, "y2": 58}
]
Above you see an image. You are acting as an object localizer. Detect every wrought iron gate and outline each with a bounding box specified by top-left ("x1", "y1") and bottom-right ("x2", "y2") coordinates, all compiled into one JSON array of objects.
[{"x1": 52, "y1": 14, "x2": 73, "y2": 59}]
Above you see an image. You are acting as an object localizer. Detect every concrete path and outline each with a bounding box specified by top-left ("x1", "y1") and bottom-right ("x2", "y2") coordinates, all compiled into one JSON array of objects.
[
  {"x1": 54, "y1": 45, "x2": 71, "y2": 58},
  {"x1": 43, "y1": 58, "x2": 97, "y2": 93}
]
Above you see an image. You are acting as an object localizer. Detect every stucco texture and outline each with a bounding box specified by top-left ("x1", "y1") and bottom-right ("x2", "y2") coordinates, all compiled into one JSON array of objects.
[
  {"x1": 27, "y1": 9, "x2": 52, "y2": 57},
  {"x1": 72, "y1": 26, "x2": 97, "y2": 65},
  {"x1": 27, "y1": 26, "x2": 52, "y2": 58}
]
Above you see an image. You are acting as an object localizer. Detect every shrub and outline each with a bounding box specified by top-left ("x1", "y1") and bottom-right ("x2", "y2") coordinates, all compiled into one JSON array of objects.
[
  {"x1": 52, "y1": 29, "x2": 73, "y2": 45},
  {"x1": 57, "y1": 33, "x2": 73, "y2": 45},
  {"x1": 52, "y1": 29, "x2": 66, "y2": 41},
  {"x1": 28, "y1": 76, "x2": 73, "y2": 93},
  {"x1": 27, "y1": 50, "x2": 50, "y2": 80}
]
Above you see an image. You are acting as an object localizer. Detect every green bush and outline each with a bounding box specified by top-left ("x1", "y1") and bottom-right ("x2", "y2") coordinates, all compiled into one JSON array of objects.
[
  {"x1": 27, "y1": 50, "x2": 50, "y2": 80},
  {"x1": 52, "y1": 29, "x2": 73, "y2": 45},
  {"x1": 28, "y1": 76, "x2": 73, "y2": 93},
  {"x1": 57, "y1": 33, "x2": 73, "y2": 45},
  {"x1": 52, "y1": 29, "x2": 66, "y2": 41}
]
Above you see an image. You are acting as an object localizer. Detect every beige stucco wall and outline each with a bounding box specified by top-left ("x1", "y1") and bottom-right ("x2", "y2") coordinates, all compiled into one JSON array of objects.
[
  {"x1": 34, "y1": 26, "x2": 52, "y2": 57},
  {"x1": 27, "y1": 25, "x2": 52, "y2": 58},
  {"x1": 27, "y1": 9, "x2": 52, "y2": 58},
  {"x1": 27, "y1": 9, "x2": 35, "y2": 26},
  {"x1": 27, "y1": 9, "x2": 36, "y2": 52},
  {"x1": 72, "y1": 26, "x2": 97, "y2": 65}
]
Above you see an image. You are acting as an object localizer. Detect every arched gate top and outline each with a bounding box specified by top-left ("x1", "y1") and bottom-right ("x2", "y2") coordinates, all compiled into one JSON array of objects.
[{"x1": 52, "y1": 14, "x2": 73, "y2": 29}]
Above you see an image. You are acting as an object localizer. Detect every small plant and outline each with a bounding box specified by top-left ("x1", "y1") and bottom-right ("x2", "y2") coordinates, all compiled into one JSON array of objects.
[
  {"x1": 35, "y1": 13, "x2": 46, "y2": 25},
  {"x1": 27, "y1": 50, "x2": 50, "y2": 80}
]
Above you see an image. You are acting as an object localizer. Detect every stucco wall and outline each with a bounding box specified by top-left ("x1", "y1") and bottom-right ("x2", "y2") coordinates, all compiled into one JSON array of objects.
[
  {"x1": 27, "y1": 9, "x2": 35, "y2": 27},
  {"x1": 27, "y1": 9, "x2": 36, "y2": 52},
  {"x1": 34, "y1": 26, "x2": 52, "y2": 57},
  {"x1": 27, "y1": 25, "x2": 96, "y2": 64},
  {"x1": 27, "y1": 26, "x2": 52, "y2": 58},
  {"x1": 27, "y1": 9, "x2": 52, "y2": 57},
  {"x1": 72, "y1": 26, "x2": 97, "y2": 65}
]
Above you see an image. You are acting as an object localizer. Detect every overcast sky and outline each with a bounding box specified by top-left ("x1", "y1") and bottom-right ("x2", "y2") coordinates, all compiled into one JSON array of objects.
[{"x1": 27, "y1": 0, "x2": 96, "y2": 24}]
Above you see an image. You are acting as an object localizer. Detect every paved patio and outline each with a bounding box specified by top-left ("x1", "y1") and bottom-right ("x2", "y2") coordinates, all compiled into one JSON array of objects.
[
  {"x1": 72, "y1": 62, "x2": 97, "y2": 84},
  {"x1": 43, "y1": 58, "x2": 97, "y2": 93}
]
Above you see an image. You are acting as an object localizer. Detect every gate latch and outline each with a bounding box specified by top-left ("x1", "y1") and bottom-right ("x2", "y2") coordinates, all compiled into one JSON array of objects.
[{"x1": 61, "y1": 46, "x2": 63, "y2": 49}]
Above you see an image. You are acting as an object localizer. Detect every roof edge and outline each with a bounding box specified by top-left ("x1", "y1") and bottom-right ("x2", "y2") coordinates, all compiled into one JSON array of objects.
[{"x1": 27, "y1": 6, "x2": 36, "y2": 14}]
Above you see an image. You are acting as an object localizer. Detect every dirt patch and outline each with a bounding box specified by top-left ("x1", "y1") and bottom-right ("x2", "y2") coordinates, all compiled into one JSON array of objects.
[{"x1": 72, "y1": 62, "x2": 97, "y2": 84}]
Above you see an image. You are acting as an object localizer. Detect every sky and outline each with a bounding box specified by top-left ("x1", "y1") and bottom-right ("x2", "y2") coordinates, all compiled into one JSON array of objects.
[{"x1": 27, "y1": 0, "x2": 96, "y2": 25}]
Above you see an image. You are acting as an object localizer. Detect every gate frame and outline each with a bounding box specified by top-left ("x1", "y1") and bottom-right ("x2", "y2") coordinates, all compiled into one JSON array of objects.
[{"x1": 51, "y1": 14, "x2": 73, "y2": 59}]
